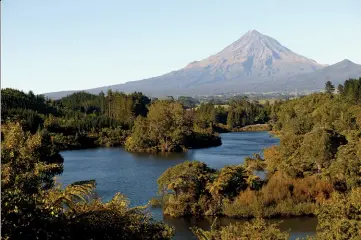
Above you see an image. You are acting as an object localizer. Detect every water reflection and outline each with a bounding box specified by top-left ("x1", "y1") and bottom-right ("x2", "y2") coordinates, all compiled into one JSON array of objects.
[
  {"x1": 130, "y1": 151, "x2": 190, "y2": 160},
  {"x1": 164, "y1": 216, "x2": 317, "y2": 240}
]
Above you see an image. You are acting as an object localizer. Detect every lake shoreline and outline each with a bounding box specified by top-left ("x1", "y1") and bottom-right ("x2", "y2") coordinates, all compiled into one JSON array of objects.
[
  {"x1": 59, "y1": 132, "x2": 316, "y2": 239},
  {"x1": 56, "y1": 123, "x2": 273, "y2": 152}
]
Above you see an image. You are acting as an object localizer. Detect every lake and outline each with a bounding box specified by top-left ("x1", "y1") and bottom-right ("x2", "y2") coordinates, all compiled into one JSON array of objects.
[{"x1": 59, "y1": 132, "x2": 316, "y2": 239}]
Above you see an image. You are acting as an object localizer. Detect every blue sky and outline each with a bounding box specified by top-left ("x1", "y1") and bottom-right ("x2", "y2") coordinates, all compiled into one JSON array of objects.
[{"x1": 2, "y1": 0, "x2": 361, "y2": 94}]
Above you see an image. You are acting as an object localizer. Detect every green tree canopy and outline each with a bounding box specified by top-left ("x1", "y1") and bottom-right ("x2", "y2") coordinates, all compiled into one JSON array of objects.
[{"x1": 126, "y1": 100, "x2": 193, "y2": 152}]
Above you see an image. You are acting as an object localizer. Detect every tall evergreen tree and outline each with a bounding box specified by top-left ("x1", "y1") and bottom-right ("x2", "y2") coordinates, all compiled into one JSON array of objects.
[{"x1": 325, "y1": 81, "x2": 335, "y2": 94}]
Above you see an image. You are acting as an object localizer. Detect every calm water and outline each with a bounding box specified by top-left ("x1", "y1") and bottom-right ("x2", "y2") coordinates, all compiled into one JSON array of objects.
[{"x1": 59, "y1": 132, "x2": 316, "y2": 239}]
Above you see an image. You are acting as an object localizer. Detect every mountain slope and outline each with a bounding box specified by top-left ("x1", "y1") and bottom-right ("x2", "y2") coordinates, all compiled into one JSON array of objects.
[
  {"x1": 278, "y1": 59, "x2": 361, "y2": 91},
  {"x1": 185, "y1": 30, "x2": 324, "y2": 78},
  {"x1": 44, "y1": 30, "x2": 361, "y2": 98}
]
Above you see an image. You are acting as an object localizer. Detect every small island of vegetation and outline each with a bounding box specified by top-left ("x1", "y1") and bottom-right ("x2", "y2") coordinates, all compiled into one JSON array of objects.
[{"x1": 125, "y1": 100, "x2": 222, "y2": 152}]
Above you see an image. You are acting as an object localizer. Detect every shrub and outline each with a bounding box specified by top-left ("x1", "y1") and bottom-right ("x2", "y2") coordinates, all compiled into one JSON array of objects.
[{"x1": 192, "y1": 218, "x2": 289, "y2": 240}]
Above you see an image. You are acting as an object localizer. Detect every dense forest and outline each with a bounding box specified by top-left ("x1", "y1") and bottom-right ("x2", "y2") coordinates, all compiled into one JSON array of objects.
[
  {"x1": 2, "y1": 77, "x2": 361, "y2": 239},
  {"x1": 1, "y1": 88, "x2": 270, "y2": 152},
  {"x1": 1, "y1": 89, "x2": 148, "y2": 149}
]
